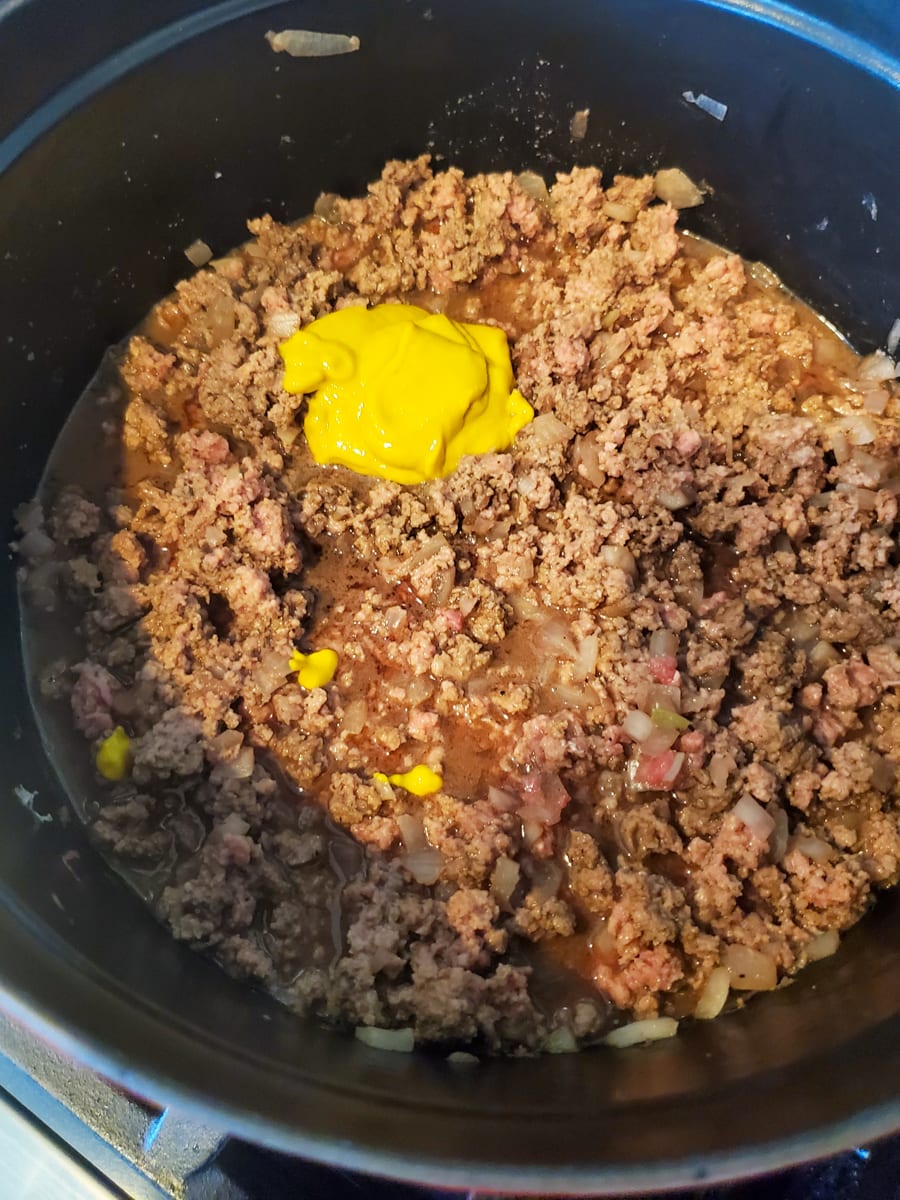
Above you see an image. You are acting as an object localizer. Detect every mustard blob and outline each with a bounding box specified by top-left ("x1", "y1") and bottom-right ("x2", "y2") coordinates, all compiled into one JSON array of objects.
[
  {"x1": 289, "y1": 647, "x2": 339, "y2": 689},
  {"x1": 373, "y1": 765, "x2": 443, "y2": 797},
  {"x1": 278, "y1": 305, "x2": 533, "y2": 484},
  {"x1": 96, "y1": 726, "x2": 132, "y2": 781}
]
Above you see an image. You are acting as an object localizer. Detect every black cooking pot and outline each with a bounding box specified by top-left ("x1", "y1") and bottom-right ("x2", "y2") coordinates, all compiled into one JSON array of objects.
[{"x1": 1, "y1": 0, "x2": 898, "y2": 1192}]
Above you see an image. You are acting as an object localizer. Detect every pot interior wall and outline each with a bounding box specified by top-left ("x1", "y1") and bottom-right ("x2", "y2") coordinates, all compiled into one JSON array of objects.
[{"x1": 0, "y1": 0, "x2": 898, "y2": 1191}]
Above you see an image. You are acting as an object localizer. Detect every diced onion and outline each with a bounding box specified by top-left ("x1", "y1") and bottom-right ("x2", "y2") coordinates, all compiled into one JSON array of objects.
[
  {"x1": 834, "y1": 483, "x2": 878, "y2": 510},
  {"x1": 649, "y1": 629, "x2": 678, "y2": 658},
  {"x1": 341, "y1": 698, "x2": 367, "y2": 735},
  {"x1": 267, "y1": 311, "x2": 300, "y2": 339},
  {"x1": 834, "y1": 414, "x2": 877, "y2": 446},
  {"x1": 487, "y1": 786, "x2": 520, "y2": 813},
  {"x1": 708, "y1": 753, "x2": 733, "y2": 791},
  {"x1": 266, "y1": 28, "x2": 360, "y2": 56},
  {"x1": 861, "y1": 386, "x2": 889, "y2": 415},
  {"x1": 355, "y1": 1026, "x2": 415, "y2": 1052},
  {"x1": 657, "y1": 487, "x2": 694, "y2": 511},
  {"x1": 724, "y1": 944, "x2": 778, "y2": 991},
  {"x1": 547, "y1": 683, "x2": 599, "y2": 709},
  {"x1": 535, "y1": 617, "x2": 578, "y2": 659},
  {"x1": 623, "y1": 709, "x2": 654, "y2": 742},
  {"x1": 694, "y1": 966, "x2": 730, "y2": 1020},
  {"x1": 404, "y1": 532, "x2": 450, "y2": 572},
  {"x1": 732, "y1": 794, "x2": 775, "y2": 842},
  {"x1": 857, "y1": 350, "x2": 898, "y2": 382},
  {"x1": 770, "y1": 806, "x2": 790, "y2": 863},
  {"x1": 603, "y1": 1017, "x2": 679, "y2": 1048},
  {"x1": 527, "y1": 412, "x2": 574, "y2": 446},
  {"x1": 570, "y1": 108, "x2": 590, "y2": 141},
  {"x1": 184, "y1": 239, "x2": 213, "y2": 267},
  {"x1": 396, "y1": 813, "x2": 428, "y2": 853},
  {"x1": 402, "y1": 847, "x2": 444, "y2": 885},
  {"x1": 653, "y1": 167, "x2": 704, "y2": 209},
  {"x1": 809, "y1": 640, "x2": 841, "y2": 674},
  {"x1": 572, "y1": 432, "x2": 606, "y2": 488},
  {"x1": 491, "y1": 855, "x2": 520, "y2": 903},
  {"x1": 805, "y1": 930, "x2": 840, "y2": 962},
  {"x1": 601, "y1": 544, "x2": 637, "y2": 575},
  {"x1": 573, "y1": 634, "x2": 599, "y2": 681},
  {"x1": 516, "y1": 171, "x2": 549, "y2": 204},
  {"x1": 543, "y1": 1027, "x2": 578, "y2": 1054},
  {"x1": 406, "y1": 677, "x2": 433, "y2": 705},
  {"x1": 789, "y1": 835, "x2": 833, "y2": 863},
  {"x1": 640, "y1": 725, "x2": 681, "y2": 756},
  {"x1": 232, "y1": 746, "x2": 255, "y2": 779},
  {"x1": 313, "y1": 192, "x2": 342, "y2": 223}
]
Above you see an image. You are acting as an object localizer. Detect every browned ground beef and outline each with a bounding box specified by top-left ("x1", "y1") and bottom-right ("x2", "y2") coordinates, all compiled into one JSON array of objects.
[{"x1": 15, "y1": 156, "x2": 900, "y2": 1054}]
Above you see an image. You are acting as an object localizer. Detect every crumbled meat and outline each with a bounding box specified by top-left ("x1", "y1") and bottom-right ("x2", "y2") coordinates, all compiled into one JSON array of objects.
[{"x1": 18, "y1": 157, "x2": 900, "y2": 1055}]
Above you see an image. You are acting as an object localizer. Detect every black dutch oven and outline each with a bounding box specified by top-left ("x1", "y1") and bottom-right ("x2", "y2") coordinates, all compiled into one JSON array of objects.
[{"x1": 0, "y1": 0, "x2": 898, "y2": 1192}]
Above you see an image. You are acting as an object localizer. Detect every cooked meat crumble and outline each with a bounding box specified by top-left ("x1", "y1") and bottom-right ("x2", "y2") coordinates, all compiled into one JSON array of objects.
[{"x1": 15, "y1": 156, "x2": 900, "y2": 1054}]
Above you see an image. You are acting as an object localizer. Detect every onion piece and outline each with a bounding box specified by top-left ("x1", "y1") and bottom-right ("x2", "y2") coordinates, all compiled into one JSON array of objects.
[
  {"x1": 401, "y1": 847, "x2": 444, "y2": 885},
  {"x1": 396, "y1": 813, "x2": 428, "y2": 853},
  {"x1": 404, "y1": 532, "x2": 450, "y2": 573},
  {"x1": 535, "y1": 617, "x2": 578, "y2": 659},
  {"x1": 572, "y1": 432, "x2": 607, "y2": 487},
  {"x1": 805, "y1": 930, "x2": 840, "y2": 962},
  {"x1": 184, "y1": 239, "x2": 213, "y2": 267},
  {"x1": 653, "y1": 168, "x2": 704, "y2": 209},
  {"x1": 657, "y1": 487, "x2": 694, "y2": 510},
  {"x1": 266, "y1": 28, "x2": 360, "y2": 56},
  {"x1": 516, "y1": 171, "x2": 550, "y2": 204},
  {"x1": 446, "y1": 1051, "x2": 480, "y2": 1065},
  {"x1": 649, "y1": 629, "x2": 678, "y2": 658},
  {"x1": 267, "y1": 311, "x2": 300, "y2": 339},
  {"x1": 694, "y1": 966, "x2": 730, "y2": 1020},
  {"x1": 570, "y1": 108, "x2": 590, "y2": 141},
  {"x1": 547, "y1": 683, "x2": 599, "y2": 709},
  {"x1": 788, "y1": 835, "x2": 833, "y2": 863},
  {"x1": 724, "y1": 944, "x2": 777, "y2": 991},
  {"x1": 600, "y1": 545, "x2": 637, "y2": 575},
  {"x1": 834, "y1": 414, "x2": 877, "y2": 446},
  {"x1": 491, "y1": 855, "x2": 521, "y2": 904},
  {"x1": 231, "y1": 746, "x2": 255, "y2": 779},
  {"x1": 543, "y1": 1027, "x2": 578, "y2": 1054},
  {"x1": 572, "y1": 634, "x2": 599, "y2": 681},
  {"x1": 769, "y1": 806, "x2": 789, "y2": 863},
  {"x1": 857, "y1": 350, "x2": 898, "y2": 382},
  {"x1": 732, "y1": 794, "x2": 775, "y2": 842},
  {"x1": 341, "y1": 698, "x2": 367, "y2": 735},
  {"x1": 526, "y1": 412, "x2": 574, "y2": 446},
  {"x1": 355, "y1": 1026, "x2": 415, "y2": 1052},
  {"x1": 707, "y1": 752, "x2": 734, "y2": 791},
  {"x1": 622, "y1": 709, "x2": 655, "y2": 742},
  {"x1": 603, "y1": 1018, "x2": 678, "y2": 1048},
  {"x1": 406, "y1": 677, "x2": 433, "y2": 706},
  {"x1": 313, "y1": 192, "x2": 342, "y2": 223}
]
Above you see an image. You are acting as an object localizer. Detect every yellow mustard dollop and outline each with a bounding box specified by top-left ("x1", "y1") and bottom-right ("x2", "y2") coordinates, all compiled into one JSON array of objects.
[
  {"x1": 96, "y1": 726, "x2": 132, "y2": 781},
  {"x1": 278, "y1": 304, "x2": 533, "y2": 484},
  {"x1": 290, "y1": 648, "x2": 339, "y2": 689},
  {"x1": 373, "y1": 765, "x2": 443, "y2": 797}
]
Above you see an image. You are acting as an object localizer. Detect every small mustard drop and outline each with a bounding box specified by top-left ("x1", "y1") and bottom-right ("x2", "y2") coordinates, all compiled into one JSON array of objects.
[
  {"x1": 96, "y1": 726, "x2": 132, "y2": 781},
  {"x1": 289, "y1": 647, "x2": 339, "y2": 689},
  {"x1": 373, "y1": 765, "x2": 443, "y2": 797},
  {"x1": 278, "y1": 304, "x2": 533, "y2": 485}
]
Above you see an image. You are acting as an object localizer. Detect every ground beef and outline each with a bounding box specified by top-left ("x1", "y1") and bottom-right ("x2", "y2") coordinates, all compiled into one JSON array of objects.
[{"x1": 16, "y1": 157, "x2": 900, "y2": 1055}]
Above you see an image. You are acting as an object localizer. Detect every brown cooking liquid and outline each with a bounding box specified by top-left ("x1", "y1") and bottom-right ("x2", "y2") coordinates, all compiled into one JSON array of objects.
[{"x1": 21, "y1": 226, "x2": 868, "y2": 1038}]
